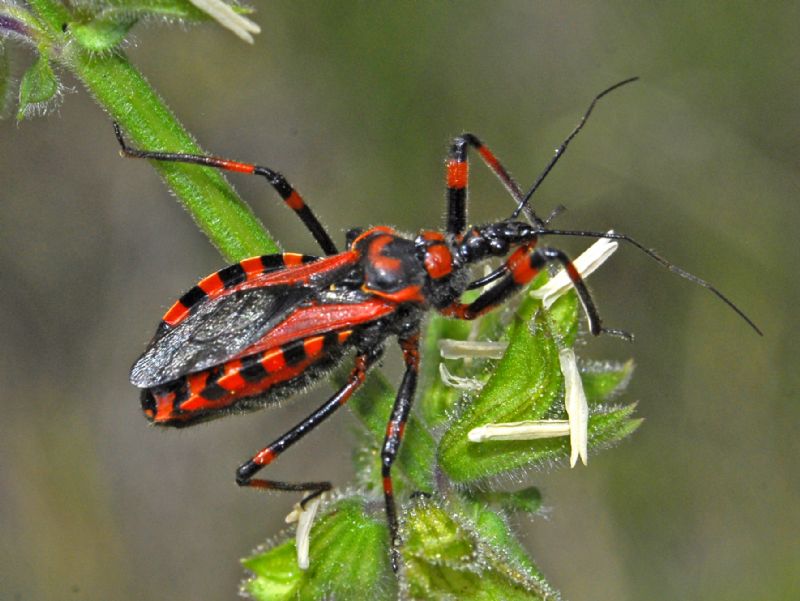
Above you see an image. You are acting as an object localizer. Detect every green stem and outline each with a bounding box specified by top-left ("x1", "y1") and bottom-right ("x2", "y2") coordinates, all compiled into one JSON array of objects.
[
  {"x1": 71, "y1": 49, "x2": 279, "y2": 261},
  {"x1": 29, "y1": 0, "x2": 277, "y2": 263}
]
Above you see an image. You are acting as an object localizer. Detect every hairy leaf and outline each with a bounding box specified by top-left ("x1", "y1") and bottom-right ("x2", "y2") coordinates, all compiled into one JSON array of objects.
[
  {"x1": 17, "y1": 50, "x2": 59, "y2": 120},
  {"x1": 242, "y1": 498, "x2": 394, "y2": 601},
  {"x1": 402, "y1": 499, "x2": 557, "y2": 600}
]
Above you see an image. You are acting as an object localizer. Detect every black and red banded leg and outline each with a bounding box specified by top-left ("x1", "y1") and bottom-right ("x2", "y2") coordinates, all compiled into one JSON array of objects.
[
  {"x1": 381, "y1": 333, "x2": 420, "y2": 572},
  {"x1": 112, "y1": 123, "x2": 338, "y2": 255},
  {"x1": 446, "y1": 134, "x2": 537, "y2": 236},
  {"x1": 444, "y1": 245, "x2": 628, "y2": 338},
  {"x1": 235, "y1": 347, "x2": 381, "y2": 504}
]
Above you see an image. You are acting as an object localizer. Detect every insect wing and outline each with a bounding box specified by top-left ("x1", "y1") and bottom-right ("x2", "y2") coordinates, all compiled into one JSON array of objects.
[
  {"x1": 131, "y1": 285, "x2": 313, "y2": 388},
  {"x1": 228, "y1": 295, "x2": 400, "y2": 363}
]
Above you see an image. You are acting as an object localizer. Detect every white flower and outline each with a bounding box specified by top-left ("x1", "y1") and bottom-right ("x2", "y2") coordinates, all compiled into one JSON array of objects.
[
  {"x1": 189, "y1": 0, "x2": 261, "y2": 43},
  {"x1": 439, "y1": 363, "x2": 484, "y2": 390},
  {"x1": 466, "y1": 348, "x2": 590, "y2": 467},
  {"x1": 468, "y1": 420, "x2": 570, "y2": 442},
  {"x1": 284, "y1": 494, "x2": 324, "y2": 570},
  {"x1": 438, "y1": 339, "x2": 507, "y2": 360},
  {"x1": 559, "y1": 347, "x2": 589, "y2": 466},
  {"x1": 530, "y1": 231, "x2": 619, "y2": 309}
]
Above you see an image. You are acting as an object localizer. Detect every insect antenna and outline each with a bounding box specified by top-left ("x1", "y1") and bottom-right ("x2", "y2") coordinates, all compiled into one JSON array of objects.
[
  {"x1": 540, "y1": 228, "x2": 763, "y2": 336},
  {"x1": 510, "y1": 77, "x2": 639, "y2": 221}
]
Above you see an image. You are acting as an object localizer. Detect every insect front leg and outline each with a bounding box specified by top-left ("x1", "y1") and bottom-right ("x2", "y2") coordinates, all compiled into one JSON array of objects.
[
  {"x1": 381, "y1": 333, "x2": 420, "y2": 572},
  {"x1": 113, "y1": 123, "x2": 338, "y2": 255},
  {"x1": 443, "y1": 245, "x2": 628, "y2": 339},
  {"x1": 235, "y1": 348, "x2": 380, "y2": 504}
]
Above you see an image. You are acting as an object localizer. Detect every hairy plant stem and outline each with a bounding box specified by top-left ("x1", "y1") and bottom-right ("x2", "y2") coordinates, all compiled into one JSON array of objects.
[{"x1": 29, "y1": 0, "x2": 278, "y2": 263}]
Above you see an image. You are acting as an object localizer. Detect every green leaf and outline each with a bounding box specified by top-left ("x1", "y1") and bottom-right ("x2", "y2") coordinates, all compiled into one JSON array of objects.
[
  {"x1": 402, "y1": 498, "x2": 556, "y2": 600},
  {"x1": 437, "y1": 297, "x2": 565, "y2": 483},
  {"x1": 438, "y1": 287, "x2": 640, "y2": 482},
  {"x1": 242, "y1": 499, "x2": 394, "y2": 601},
  {"x1": 71, "y1": 18, "x2": 135, "y2": 52},
  {"x1": 581, "y1": 359, "x2": 634, "y2": 404},
  {"x1": 467, "y1": 486, "x2": 542, "y2": 514},
  {"x1": 545, "y1": 289, "x2": 581, "y2": 345},
  {"x1": 587, "y1": 403, "x2": 643, "y2": 448},
  {"x1": 17, "y1": 50, "x2": 59, "y2": 120}
]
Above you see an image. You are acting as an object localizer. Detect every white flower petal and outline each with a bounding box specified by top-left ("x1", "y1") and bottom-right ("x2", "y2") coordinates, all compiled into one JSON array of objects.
[
  {"x1": 530, "y1": 231, "x2": 619, "y2": 309},
  {"x1": 559, "y1": 347, "x2": 589, "y2": 467},
  {"x1": 284, "y1": 495, "x2": 323, "y2": 570},
  {"x1": 438, "y1": 339, "x2": 507, "y2": 360},
  {"x1": 439, "y1": 363, "x2": 484, "y2": 390},
  {"x1": 189, "y1": 0, "x2": 261, "y2": 43},
  {"x1": 284, "y1": 503, "x2": 302, "y2": 524},
  {"x1": 468, "y1": 420, "x2": 570, "y2": 442}
]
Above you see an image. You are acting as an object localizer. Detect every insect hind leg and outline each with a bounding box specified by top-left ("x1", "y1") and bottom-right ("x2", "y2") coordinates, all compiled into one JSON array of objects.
[
  {"x1": 112, "y1": 123, "x2": 338, "y2": 255},
  {"x1": 235, "y1": 348, "x2": 380, "y2": 504}
]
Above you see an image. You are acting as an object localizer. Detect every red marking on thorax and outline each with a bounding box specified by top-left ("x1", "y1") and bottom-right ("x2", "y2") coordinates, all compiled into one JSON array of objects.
[
  {"x1": 421, "y1": 230, "x2": 445, "y2": 242},
  {"x1": 368, "y1": 239, "x2": 403, "y2": 273},
  {"x1": 351, "y1": 226, "x2": 397, "y2": 248},
  {"x1": 424, "y1": 244, "x2": 453, "y2": 279}
]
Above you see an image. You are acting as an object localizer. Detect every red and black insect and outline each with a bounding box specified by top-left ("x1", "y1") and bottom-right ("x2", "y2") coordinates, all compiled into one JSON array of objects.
[{"x1": 119, "y1": 78, "x2": 760, "y2": 571}]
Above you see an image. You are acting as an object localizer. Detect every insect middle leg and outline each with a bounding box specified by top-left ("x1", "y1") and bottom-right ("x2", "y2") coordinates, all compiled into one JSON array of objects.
[
  {"x1": 380, "y1": 333, "x2": 420, "y2": 572},
  {"x1": 235, "y1": 348, "x2": 381, "y2": 504},
  {"x1": 112, "y1": 123, "x2": 338, "y2": 255}
]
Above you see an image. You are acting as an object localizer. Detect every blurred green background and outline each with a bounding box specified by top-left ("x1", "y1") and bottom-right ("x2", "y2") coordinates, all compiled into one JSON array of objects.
[{"x1": 1, "y1": 2, "x2": 797, "y2": 600}]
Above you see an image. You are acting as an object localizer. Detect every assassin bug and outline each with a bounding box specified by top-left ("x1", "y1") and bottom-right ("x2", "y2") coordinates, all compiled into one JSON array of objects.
[{"x1": 120, "y1": 77, "x2": 760, "y2": 571}]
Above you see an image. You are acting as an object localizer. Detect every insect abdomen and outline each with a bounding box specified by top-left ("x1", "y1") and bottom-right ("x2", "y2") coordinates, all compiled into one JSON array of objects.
[{"x1": 142, "y1": 330, "x2": 354, "y2": 427}]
